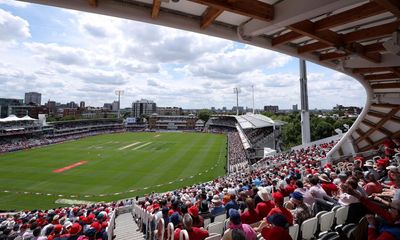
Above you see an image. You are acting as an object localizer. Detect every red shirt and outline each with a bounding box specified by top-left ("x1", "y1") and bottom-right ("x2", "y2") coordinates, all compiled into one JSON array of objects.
[
  {"x1": 364, "y1": 182, "x2": 383, "y2": 196},
  {"x1": 174, "y1": 227, "x2": 209, "y2": 240},
  {"x1": 256, "y1": 201, "x2": 274, "y2": 219},
  {"x1": 241, "y1": 209, "x2": 261, "y2": 224},
  {"x1": 268, "y1": 207, "x2": 293, "y2": 226},
  {"x1": 261, "y1": 226, "x2": 292, "y2": 240},
  {"x1": 321, "y1": 182, "x2": 338, "y2": 196},
  {"x1": 368, "y1": 227, "x2": 396, "y2": 240}
]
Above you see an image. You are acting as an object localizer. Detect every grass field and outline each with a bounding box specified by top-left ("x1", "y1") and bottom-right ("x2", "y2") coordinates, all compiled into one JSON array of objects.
[{"x1": 0, "y1": 132, "x2": 227, "y2": 210}]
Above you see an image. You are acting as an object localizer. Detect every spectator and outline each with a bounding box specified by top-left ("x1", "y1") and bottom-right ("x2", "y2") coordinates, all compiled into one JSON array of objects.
[{"x1": 222, "y1": 209, "x2": 256, "y2": 240}]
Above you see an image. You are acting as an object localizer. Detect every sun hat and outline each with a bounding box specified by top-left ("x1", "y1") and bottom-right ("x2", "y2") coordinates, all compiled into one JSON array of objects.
[
  {"x1": 211, "y1": 195, "x2": 222, "y2": 204},
  {"x1": 257, "y1": 187, "x2": 271, "y2": 202},
  {"x1": 318, "y1": 174, "x2": 331, "y2": 183}
]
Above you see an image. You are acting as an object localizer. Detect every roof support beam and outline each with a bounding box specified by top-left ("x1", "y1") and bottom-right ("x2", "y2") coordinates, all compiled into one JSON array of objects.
[
  {"x1": 355, "y1": 128, "x2": 374, "y2": 146},
  {"x1": 314, "y1": 2, "x2": 386, "y2": 31},
  {"x1": 151, "y1": 0, "x2": 161, "y2": 18},
  {"x1": 343, "y1": 20, "x2": 400, "y2": 43},
  {"x1": 271, "y1": 31, "x2": 303, "y2": 46},
  {"x1": 355, "y1": 108, "x2": 399, "y2": 144},
  {"x1": 88, "y1": 0, "x2": 97, "y2": 7},
  {"x1": 189, "y1": 0, "x2": 274, "y2": 22},
  {"x1": 298, "y1": 21, "x2": 400, "y2": 54},
  {"x1": 360, "y1": 129, "x2": 400, "y2": 151},
  {"x1": 241, "y1": 0, "x2": 365, "y2": 37},
  {"x1": 373, "y1": 0, "x2": 400, "y2": 17},
  {"x1": 289, "y1": 20, "x2": 343, "y2": 46},
  {"x1": 364, "y1": 73, "x2": 399, "y2": 81},
  {"x1": 371, "y1": 82, "x2": 400, "y2": 89},
  {"x1": 353, "y1": 67, "x2": 391, "y2": 74},
  {"x1": 200, "y1": 7, "x2": 223, "y2": 29},
  {"x1": 271, "y1": 1, "x2": 386, "y2": 46},
  {"x1": 362, "y1": 119, "x2": 393, "y2": 137}
]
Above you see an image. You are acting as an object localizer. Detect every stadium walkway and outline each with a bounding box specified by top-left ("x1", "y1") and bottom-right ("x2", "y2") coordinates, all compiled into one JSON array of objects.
[{"x1": 114, "y1": 213, "x2": 144, "y2": 240}]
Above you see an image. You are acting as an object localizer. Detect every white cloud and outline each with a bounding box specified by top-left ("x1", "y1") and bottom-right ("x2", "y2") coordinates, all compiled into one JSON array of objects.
[
  {"x1": 0, "y1": 8, "x2": 30, "y2": 41},
  {"x1": 0, "y1": 5, "x2": 366, "y2": 109}
]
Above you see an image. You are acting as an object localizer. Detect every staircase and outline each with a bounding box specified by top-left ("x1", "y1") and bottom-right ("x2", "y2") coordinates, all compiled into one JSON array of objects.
[{"x1": 114, "y1": 212, "x2": 144, "y2": 240}]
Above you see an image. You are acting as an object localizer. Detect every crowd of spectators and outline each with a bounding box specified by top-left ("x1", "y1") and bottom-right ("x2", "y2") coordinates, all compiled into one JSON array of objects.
[
  {"x1": 0, "y1": 202, "x2": 120, "y2": 240},
  {"x1": 135, "y1": 138, "x2": 400, "y2": 240},
  {"x1": 227, "y1": 132, "x2": 248, "y2": 173},
  {"x1": 243, "y1": 128, "x2": 274, "y2": 146},
  {"x1": 0, "y1": 130, "x2": 123, "y2": 154}
]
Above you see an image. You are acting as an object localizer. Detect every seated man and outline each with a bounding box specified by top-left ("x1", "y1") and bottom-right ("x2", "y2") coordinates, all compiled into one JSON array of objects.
[
  {"x1": 174, "y1": 214, "x2": 209, "y2": 240},
  {"x1": 210, "y1": 195, "x2": 225, "y2": 222}
]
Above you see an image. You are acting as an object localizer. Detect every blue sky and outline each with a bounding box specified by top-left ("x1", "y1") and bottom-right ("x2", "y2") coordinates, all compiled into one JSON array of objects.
[{"x1": 0, "y1": 0, "x2": 366, "y2": 109}]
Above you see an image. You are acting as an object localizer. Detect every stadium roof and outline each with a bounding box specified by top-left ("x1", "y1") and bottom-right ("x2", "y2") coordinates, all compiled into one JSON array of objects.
[
  {"x1": 0, "y1": 115, "x2": 36, "y2": 122},
  {"x1": 235, "y1": 113, "x2": 284, "y2": 129},
  {"x1": 18, "y1": 0, "x2": 400, "y2": 159}
]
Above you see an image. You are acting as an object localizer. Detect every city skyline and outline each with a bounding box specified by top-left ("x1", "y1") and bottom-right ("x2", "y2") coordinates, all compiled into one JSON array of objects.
[{"x1": 0, "y1": 1, "x2": 366, "y2": 110}]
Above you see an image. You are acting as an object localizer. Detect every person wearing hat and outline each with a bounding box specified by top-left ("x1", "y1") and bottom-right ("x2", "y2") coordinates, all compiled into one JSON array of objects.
[
  {"x1": 364, "y1": 160, "x2": 380, "y2": 181},
  {"x1": 173, "y1": 214, "x2": 209, "y2": 240},
  {"x1": 224, "y1": 194, "x2": 239, "y2": 219},
  {"x1": 188, "y1": 205, "x2": 204, "y2": 228},
  {"x1": 319, "y1": 174, "x2": 338, "y2": 197},
  {"x1": 267, "y1": 192, "x2": 293, "y2": 225},
  {"x1": 210, "y1": 195, "x2": 225, "y2": 222},
  {"x1": 222, "y1": 209, "x2": 256, "y2": 240},
  {"x1": 255, "y1": 214, "x2": 292, "y2": 240},
  {"x1": 290, "y1": 192, "x2": 313, "y2": 225},
  {"x1": 363, "y1": 171, "x2": 383, "y2": 196}
]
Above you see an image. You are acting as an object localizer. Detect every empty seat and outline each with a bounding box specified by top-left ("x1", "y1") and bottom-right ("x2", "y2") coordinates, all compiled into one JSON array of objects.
[
  {"x1": 318, "y1": 232, "x2": 339, "y2": 240},
  {"x1": 179, "y1": 229, "x2": 189, "y2": 240},
  {"x1": 334, "y1": 206, "x2": 349, "y2": 226},
  {"x1": 301, "y1": 217, "x2": 318, "y2": 240},
  {"x1": 167, "y1": 222, "x2": 174, "y2": 240},
  {"x1": 207, "y1": 221, "x2": 224, "y2": 235},
  {"x1": 204, "y1": 218, "x2": 211, "y2": 228},
  {"x1": 205, "y1": 233, "x2": 222, "y2": 240},
  {"x1": 319, "y1": 211, "x2": 335, "y2": 233},
  {"x1": 289, "y1": 224, "x2": 299, "y2": 240},
  {"x1": 155, "y1": 218, "x2": 165, "y2": 240},
  {"x1": 215, "y1": 214, "x2": 226, "y2": 223}
]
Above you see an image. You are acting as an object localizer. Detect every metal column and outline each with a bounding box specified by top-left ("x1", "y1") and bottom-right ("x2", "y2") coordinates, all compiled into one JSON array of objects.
[{"x1": 299, "y1": 59, "x2": 311, "y2": 144}]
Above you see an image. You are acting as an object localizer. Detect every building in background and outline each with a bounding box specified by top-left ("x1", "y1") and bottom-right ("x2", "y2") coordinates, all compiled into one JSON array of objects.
[
  {"x1": 292, "y1": 104, "x2": 298, "y2": 112},
  {"x1": 80, "y1": 101, "x2": 85, "y2": 109},
  {"x1": 149, "y1": 113, "x2": 197, "y2": 130},
  {"x1": 264, "y1": 105, "x2": 279, "y2": 113},
  {"x1": 0, "y1": 98, "x2": 23, "y2": 118},
  {"x1": 132, "y1": 99, "x2": 157, "y2": 118},
  {"x1": 47, "y1": 101, "x2": 57, "y2": 116},
  {"x1": 157, "y1": 107, "x2": 182, "y2": 116},
  {"x1": 24, "y1": 92, "x2": 41, "y2": 106},
  {"x1": 112, "y1": 101, "x2": 119, "y2": 111}
]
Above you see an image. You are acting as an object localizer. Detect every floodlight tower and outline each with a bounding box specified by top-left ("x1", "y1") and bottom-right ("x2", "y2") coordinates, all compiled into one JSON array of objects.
[
  {"x1": 299, "y1": 59, "x2": 311, "y2": 144},
  {"x1": 233, "y1": 87, "x2": 241, "y2": 116},
  {"x1": 115, "y1": 90, "x2": 124, "y2": 118},
  {"x1": 252, "y1": 84, "x2": 255, "y2": 114}
]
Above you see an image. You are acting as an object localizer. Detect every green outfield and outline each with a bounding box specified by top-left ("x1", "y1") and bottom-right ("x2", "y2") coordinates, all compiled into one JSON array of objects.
[{"x1": 0, "y1": 132, "x2": 227, "y2": 210}]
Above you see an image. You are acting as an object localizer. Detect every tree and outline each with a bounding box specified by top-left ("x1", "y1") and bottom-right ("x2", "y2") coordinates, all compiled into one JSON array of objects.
[{"x1": 198, "y1": 109, "x2": 211, "y2": 122}]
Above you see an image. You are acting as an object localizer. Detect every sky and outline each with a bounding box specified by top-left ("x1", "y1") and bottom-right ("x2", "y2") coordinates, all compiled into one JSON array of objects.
[{"x1": 0, "y1": 0, "x2": 366, "y2": 110}]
